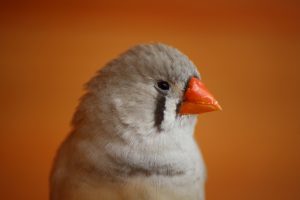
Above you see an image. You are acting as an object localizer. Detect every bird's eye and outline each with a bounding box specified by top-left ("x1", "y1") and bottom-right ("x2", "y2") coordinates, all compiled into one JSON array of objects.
[{"x1": 156, "y1": 80, "x2": 170, "y2": 91}]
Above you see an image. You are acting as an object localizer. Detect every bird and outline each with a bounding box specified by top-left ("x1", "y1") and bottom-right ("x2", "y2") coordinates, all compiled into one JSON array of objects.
[{"x1": 50, "y1": 43, "x2": 221, "y2": 200}]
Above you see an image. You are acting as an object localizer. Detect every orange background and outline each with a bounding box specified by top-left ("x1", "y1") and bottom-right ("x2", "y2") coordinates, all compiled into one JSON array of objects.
[{"x1": 0, "y1": 0, "x2": 300, "y2": 200}]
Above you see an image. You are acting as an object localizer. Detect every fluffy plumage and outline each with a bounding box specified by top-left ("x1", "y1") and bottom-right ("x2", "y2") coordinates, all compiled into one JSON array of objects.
[{"x1": 50, "y1": 43, "x2": 207, "y2": 200}]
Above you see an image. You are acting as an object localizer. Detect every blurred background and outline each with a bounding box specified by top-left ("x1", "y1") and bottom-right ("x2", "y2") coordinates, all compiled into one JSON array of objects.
[{"x1": 0, "y1": 0, "x2": 299, "y2": 199}]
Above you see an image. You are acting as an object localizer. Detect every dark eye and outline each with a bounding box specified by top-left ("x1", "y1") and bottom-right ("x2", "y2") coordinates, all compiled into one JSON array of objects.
[{"x1": 157, "y1": 80, "x2": 170, "y2": 91}]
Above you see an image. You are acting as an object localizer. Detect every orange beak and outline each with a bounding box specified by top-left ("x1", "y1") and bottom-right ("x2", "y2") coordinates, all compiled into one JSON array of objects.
[{"x1": 179, "y1": 77, "x2": 222, "y2": 115}]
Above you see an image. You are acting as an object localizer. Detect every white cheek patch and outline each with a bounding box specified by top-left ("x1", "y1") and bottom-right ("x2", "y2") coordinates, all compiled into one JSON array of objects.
[{"x1": 161, "y1": 98, "x2": 179, "y2": 131}]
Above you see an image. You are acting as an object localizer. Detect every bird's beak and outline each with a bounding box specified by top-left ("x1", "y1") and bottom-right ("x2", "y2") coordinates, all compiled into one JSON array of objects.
[{"x1": 179, "y1": 77, "x2": 222, "y2": 115}]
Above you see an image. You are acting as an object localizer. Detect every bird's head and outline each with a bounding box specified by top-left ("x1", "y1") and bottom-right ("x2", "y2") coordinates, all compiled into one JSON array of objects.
[{"x1": 72, "y1": 43, "x2": 221, "y2": 140}]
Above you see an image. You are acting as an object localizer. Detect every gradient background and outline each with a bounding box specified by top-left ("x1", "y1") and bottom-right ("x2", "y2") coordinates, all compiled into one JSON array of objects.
[{"x1": 1, "y1": 0, "x2": 300, "y2": 200}]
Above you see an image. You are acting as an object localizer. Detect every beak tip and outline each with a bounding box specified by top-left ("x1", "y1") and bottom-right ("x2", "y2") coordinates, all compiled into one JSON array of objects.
[{"x1": 214, "y1": 102, "x2": 222, "y2": 111}]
